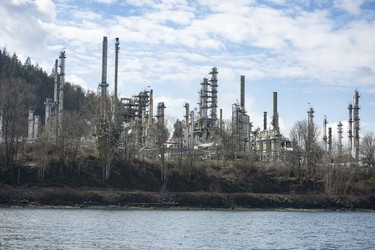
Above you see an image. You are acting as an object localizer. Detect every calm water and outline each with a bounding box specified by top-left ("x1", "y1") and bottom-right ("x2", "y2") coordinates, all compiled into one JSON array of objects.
[{"x1": 0, "y1": 208, "x2": 374, "y2": 249}]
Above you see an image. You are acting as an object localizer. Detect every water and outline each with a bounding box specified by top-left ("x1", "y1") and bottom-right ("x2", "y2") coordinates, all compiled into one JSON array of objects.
[{"x1": 0, "y1": 208, "x2": 374, "y2": 249}]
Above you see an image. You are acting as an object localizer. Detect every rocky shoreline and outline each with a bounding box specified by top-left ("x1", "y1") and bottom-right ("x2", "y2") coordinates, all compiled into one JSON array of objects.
[{"x1": 1, "y1": 186, "x2": 374, "y2": 211}]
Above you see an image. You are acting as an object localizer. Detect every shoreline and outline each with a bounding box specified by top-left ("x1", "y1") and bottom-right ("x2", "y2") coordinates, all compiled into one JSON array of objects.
[{"x1": 1, "y1": 186, "x2": 374, "y2": 211}]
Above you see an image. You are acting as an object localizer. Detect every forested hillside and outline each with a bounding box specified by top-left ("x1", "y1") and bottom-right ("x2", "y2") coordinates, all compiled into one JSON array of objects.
[{"x1": 0, "y1": 48, "x2": 85, "y2": 117}]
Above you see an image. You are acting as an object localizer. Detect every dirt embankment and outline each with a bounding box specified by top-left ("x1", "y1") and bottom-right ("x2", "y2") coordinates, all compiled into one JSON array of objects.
[{"x1": 1, "y1": 185, "x2": 374, "y2": 210}]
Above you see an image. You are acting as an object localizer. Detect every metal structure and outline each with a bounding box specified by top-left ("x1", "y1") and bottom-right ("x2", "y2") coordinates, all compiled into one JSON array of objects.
[
  {"x1": 113, "y1": 38, "x2": 120, "y2": 124},
  {"x1": 122, "y1": 90, "x2": 153, "y2": 144},
  {"x1": 194, "y1": 67, "x2": 219, "y2": 142},
  {"x1": 255, "y1": 92, "x2": 287, "y2": 161},
  {"x1": 353, "y1": 90, "x2": 360, "y2": 161},
  {"x1": 337, "y1": 122, "x2": 343, "y2": 155},
  {"x1": 323, "y1": 115, "x2": 328, "y2": 151},
  {"x1": 348, "y1": 103, "x2": 353, "y2": 153},
  {"x1": 27, "y1": 109, "x2": 39, "y2": 141}
]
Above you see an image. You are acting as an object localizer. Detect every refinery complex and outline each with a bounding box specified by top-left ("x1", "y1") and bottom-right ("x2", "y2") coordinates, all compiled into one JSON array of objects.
[{"x1": 20, "y1": 36, "x2": 361, "y2": 163}]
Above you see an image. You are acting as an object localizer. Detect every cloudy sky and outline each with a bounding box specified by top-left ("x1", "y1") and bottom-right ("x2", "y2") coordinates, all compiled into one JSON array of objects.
[{"x1": 1, "y1": 0, "x2": 375, "y2": 141}]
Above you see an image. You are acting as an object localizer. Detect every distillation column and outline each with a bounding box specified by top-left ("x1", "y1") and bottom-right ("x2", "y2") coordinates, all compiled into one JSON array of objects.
[
  {"x1": 323, "y1": 115, "x2": 328, "y2": 151},
  {"x1": 58, "y1": 50, "x2": 66, "y2": 137},
  {"x1": 348, "y1": 103, "x2": 353, "y2": 153},
  {"x1": 146, "y1": 90, "x2": 154, "y2": 147},
  {"x1": 184, "y1": 103, "x2": 190, "y2": 147},
  {"x1": 353, "y1": 90, "x2": 360, "y2": 161},
  {"x1": 337, "y1": 122, "x2": 343, "y2": 156},
  {"x1": 200, "y1": 78, "x2": 209, "y2": 140},
  {"x1": 209, "y1": 67, "x2": 218, "y2": 127}
]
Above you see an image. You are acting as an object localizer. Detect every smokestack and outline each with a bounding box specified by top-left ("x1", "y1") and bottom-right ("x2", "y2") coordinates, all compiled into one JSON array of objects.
[
  {"x1": 184, "y1": 103, "x2": 189, "y2": 128},
  {"x1": 101, "y1": 36, "x2": 108, "y2": 85},
  {"x1": 328, "y1": 127, "x2": 332, "y2": 153},
  {"x1": 100, "y1": 36, "x2": 109, "y2": 120},
  {"x1": 240, "y1": 75, "x2": 245, "y2": 110},
  {"x1": 263, "y1": 112, "x2": 267, "y2": 130},
  {"x1": 272, "y1": 92, "x2": 279, "y2": 131},
  {"x1": 53, "y1": 59, "x2": 58, "y2": 103},
  {"x1": 58, "y1": 50, "x2": 66, "y2": 111},
  {"x1": 114, "y1": 38, "x2": 119, "y2": 100}
]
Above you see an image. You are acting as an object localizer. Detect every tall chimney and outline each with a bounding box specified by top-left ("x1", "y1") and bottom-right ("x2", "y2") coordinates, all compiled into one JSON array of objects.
[
  {"x1": 114, "y1": 38, "x2": 119, "y2": 100},
  {"x1": 101, "y1": 36, "x2": 108, "y2": 86},
  {"x1": 100, "y1": 36, "x2": 109, "y2": 120},
  {"x1": 263, "y1": 111, "x2": 267, "y2": 130},
  {"x1": 328, "y1": 127, "x2": 332, "y2": 153},
  {"x1": 53, "y1": 59, "x2": 58, "y2": 103},
  {"x1": 58, "y1": 50, "x2": 66, "y2": 112},
  {"x1": 272, "y1": 92, "x2": 279, "y2": 132},
  {"x1": 240, "y1": 75, "x2": 245, "y2": 110}
]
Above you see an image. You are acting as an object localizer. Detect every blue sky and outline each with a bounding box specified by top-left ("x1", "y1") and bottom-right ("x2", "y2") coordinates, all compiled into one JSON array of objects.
[{"x1": 1, "y1": 0, "x2": 375, "y2": 142}]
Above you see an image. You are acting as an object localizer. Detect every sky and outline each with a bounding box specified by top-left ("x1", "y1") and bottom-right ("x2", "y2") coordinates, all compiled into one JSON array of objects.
[{"x1": 1, "y1": 0, "x2": 375, "y2": 143}]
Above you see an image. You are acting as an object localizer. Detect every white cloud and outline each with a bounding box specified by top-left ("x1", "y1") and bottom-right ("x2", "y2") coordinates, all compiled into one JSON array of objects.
[
  {"x1": 2, "y1": 0, "x2": 375, "y2": 133},
  {"x1": 35, "y1": 0, "x2": 56, "y2": 20},
  {"x1": 334, "y1": 0, "x2": 365, "y2": 15}
]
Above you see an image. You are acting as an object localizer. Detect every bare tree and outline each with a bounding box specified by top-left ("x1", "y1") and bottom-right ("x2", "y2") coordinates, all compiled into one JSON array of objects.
[
  {"x1": 213, "y1": 120, "x2": 236, "y2": 162},
  {"x1": 289, "y1": 120, "x2": 323, "y2": 181},
  {"x1": 155, "y1": 117, "x2": 169, "y2": 184},
  {"x1": 32, "y1": 134, "x2": 52, "y2": 180},
  {"x1": 55, "y1": 110, "x2": 86, "y2": 176},
  {"x1": 361, "y1": 132, "x2": 375, "y2": 168},
  {"x1": 0, "y1": 77, "x2": 34, "y2": 172}
]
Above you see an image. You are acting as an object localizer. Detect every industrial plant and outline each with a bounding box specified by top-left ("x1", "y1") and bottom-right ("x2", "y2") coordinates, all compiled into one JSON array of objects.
[{"x1": 3, "y1": 36, "x2": 362, "y2": 166}]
